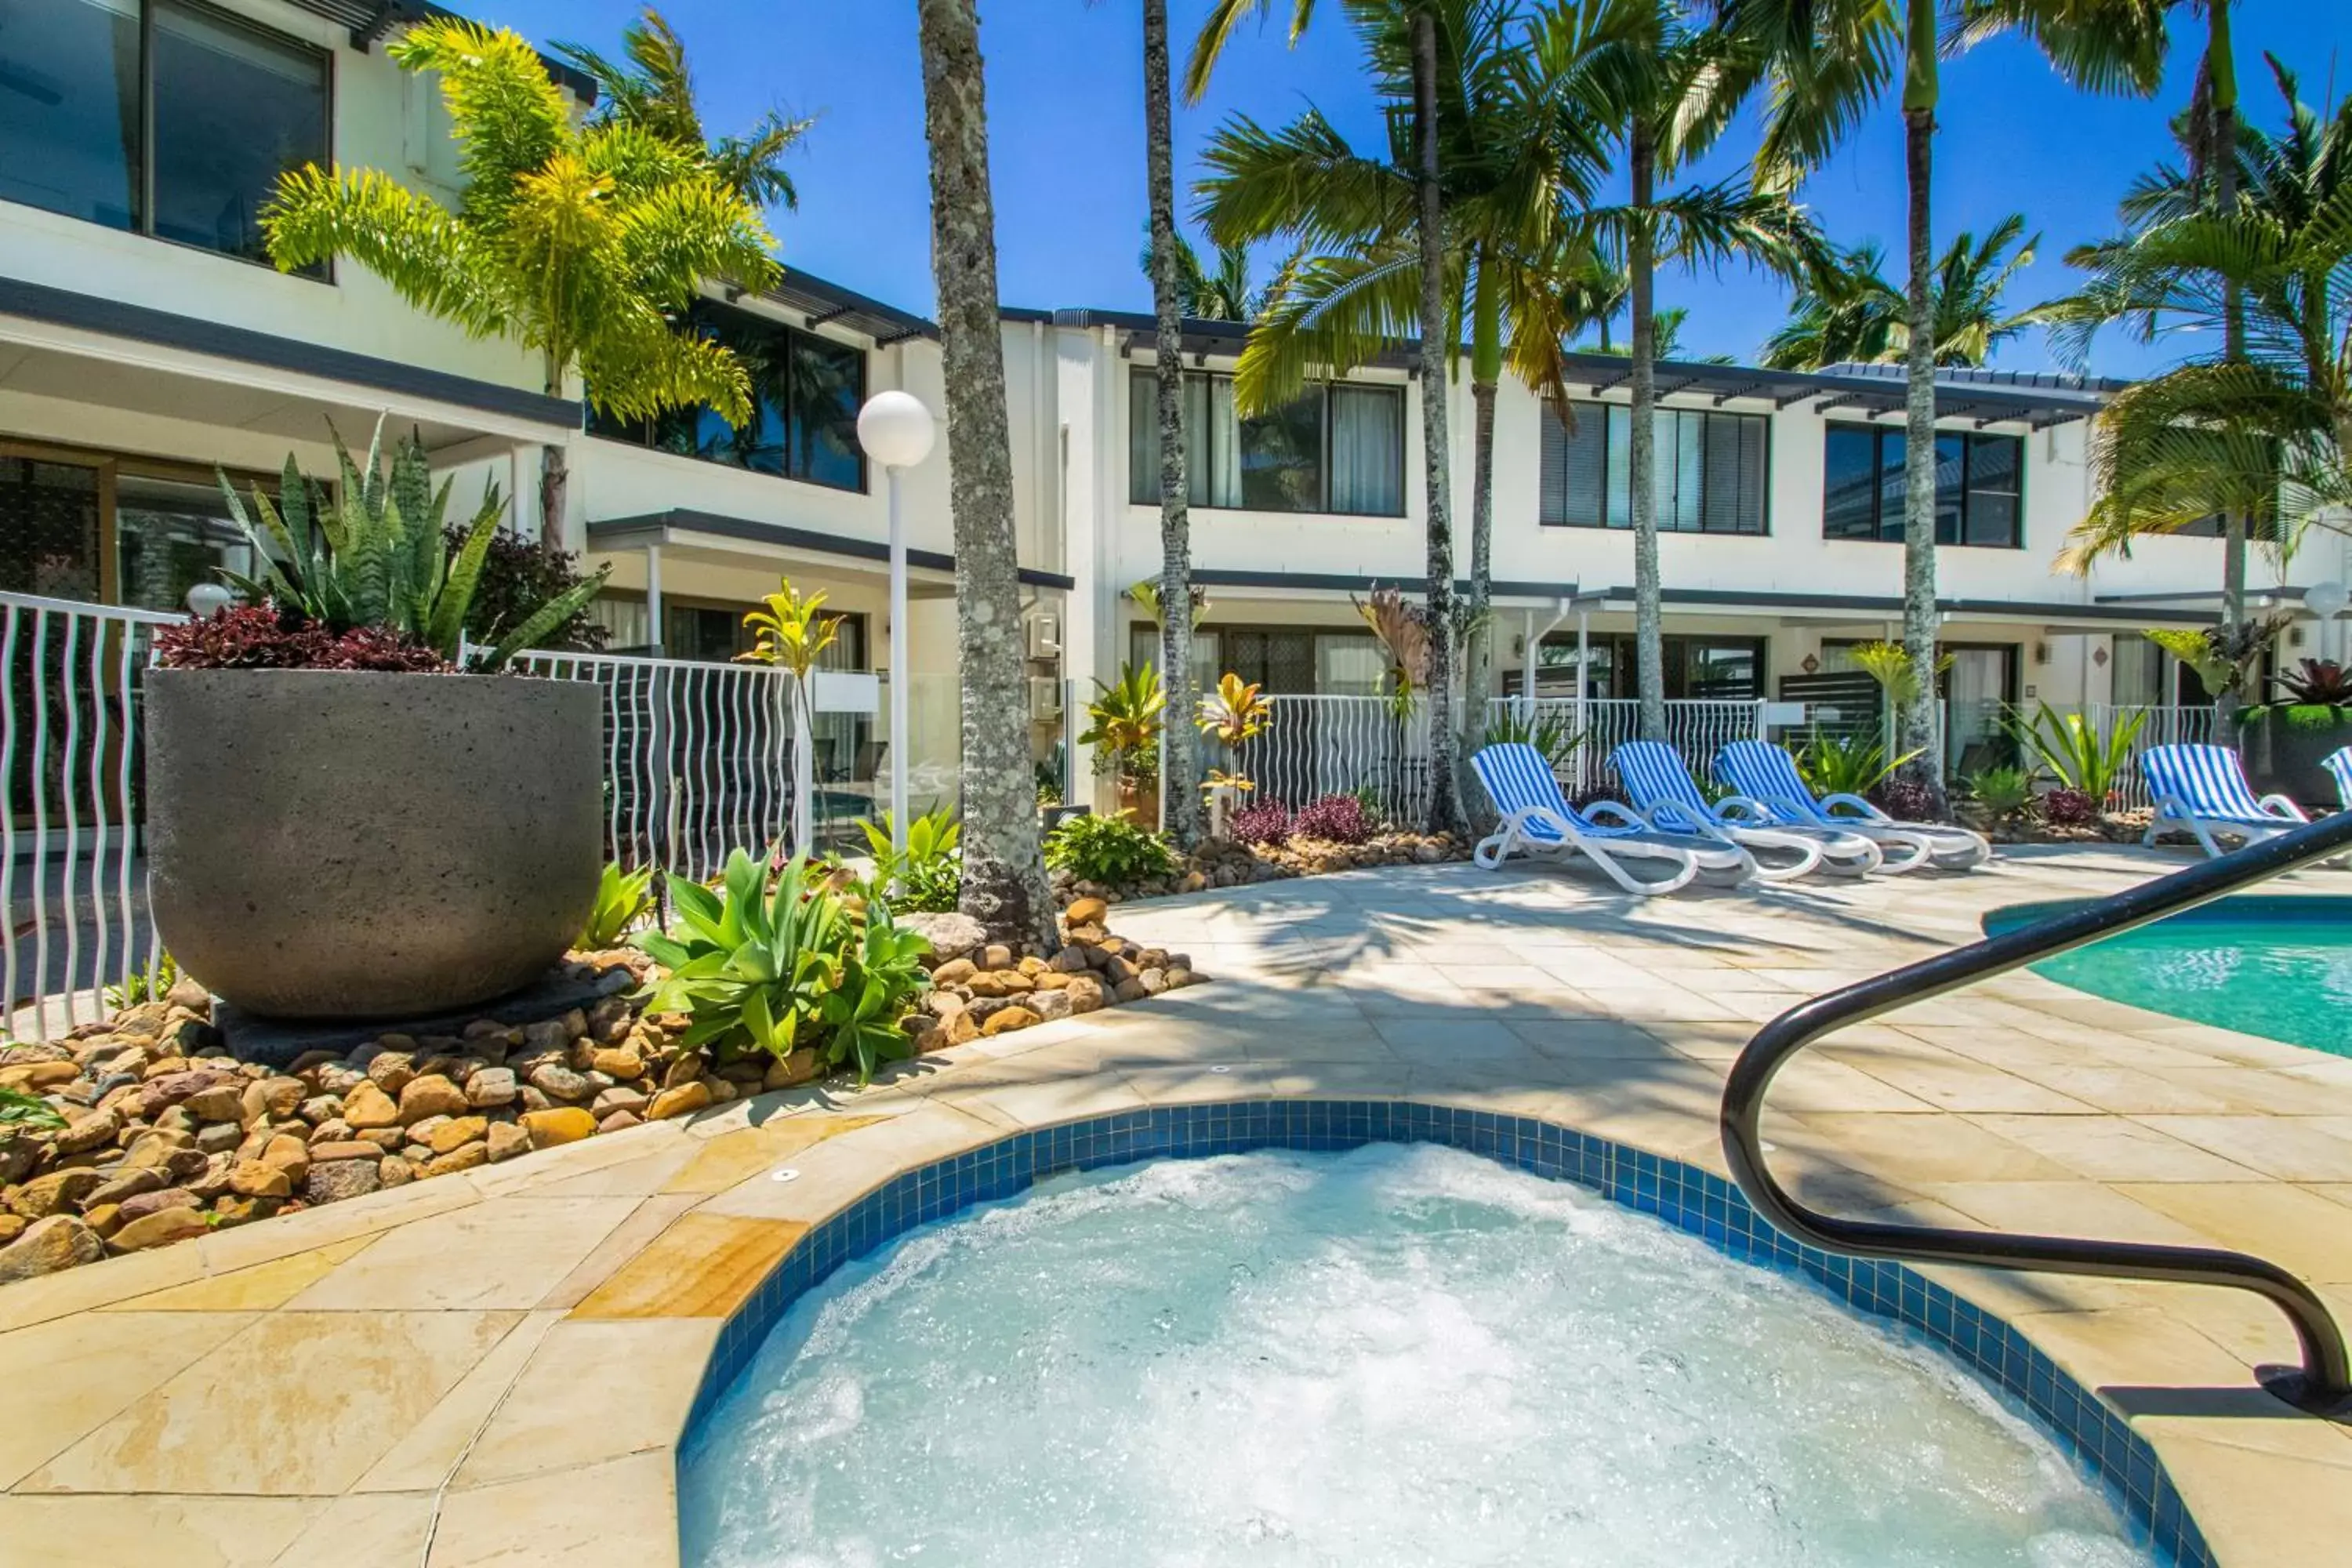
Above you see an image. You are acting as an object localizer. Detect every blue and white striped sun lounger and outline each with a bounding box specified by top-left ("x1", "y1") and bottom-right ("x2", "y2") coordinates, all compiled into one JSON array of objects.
[
  {"x1": 2141, "y1": 743, "x2": 2307, "y2": 858},
  {"x1": 1469, "y1": 742, "x2": 1753, "y2": 895},
  {"x1": 1712, "y1": 740, "x2": 1990, "y2": 871},
  {"x1": 2324, "y1": 745, "x2": 2352, "y2": 809},
  {"x1": 1611, "y1": 741, "x2": 1878, "y2": 879}
]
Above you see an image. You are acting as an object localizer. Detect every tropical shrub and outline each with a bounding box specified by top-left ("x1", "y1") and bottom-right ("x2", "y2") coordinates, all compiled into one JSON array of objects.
[
  {"x1": 1229, "y1": 800, "x2": 1294, "y2": 846},
  {"x1": 1795, "y1": 731, "x2": 1917, "y2": 798},
  {"x1": 0, "y1": 1087, "x2": 67, "y2": 1131},
  {"x1": 2269, "y1": 659, "x2": 2352, "y2": 707},
  {"x1": 457, "y1": 526, "x2": 610, "y2": 652},
  {"x1": 1482, "y1": 708, "x2": 1583, "y2": 772},
  {"x1": 212, "y1": 422, "x2": 606, "y2": 670},
  {"x1": 577, "y1": 862, "x2": 655, "y2": 949},
  {"x1": 155, "y1": 604, "x2": 452, "y2": 673},
  {"x1": 637, "y1": 851, "x2": 930, "y2": 1084},
  {"x1": 1044, "y1": 811, "x2": 1175, "y2": 885},
  {"x1": 1291, "y1": 793, "x2": 1375, "y2": 844},
  {"x1": 104, "y1": 950, "x2": 180, "y2": 1010},
  {"x1": 1195, "y1": 671, "x2": 1272, "y2": 747},
  {"x1": 2039, "y1": 787, "x2": 2100, "y2": 828},
  {"x1": 858, "y1": 808, "x2": 961, "y2": 913},
  {"x1": 2005, "y1": 702, "x2": 2143, "y2": 805},
  {"x1": 1081, "y1": 662, "x2": 1167, "y2": 780},
  {"x1": 1962, "y1": 765, "x2": 2034, "y2": 820}
]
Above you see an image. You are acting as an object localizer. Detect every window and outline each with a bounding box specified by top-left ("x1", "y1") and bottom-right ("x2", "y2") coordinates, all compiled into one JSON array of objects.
[
  {"x1": 1534, "y1": 633, "x2": 1766, "y2": 700},
  {"x1": 1820, "y1": 424, "x2": 2024, "y2": 547},
  {"x1": 1128, "y1": 370, "x2": 1404, "y2": 516},
  {"x1": 590, "y1": 301, "x2": 869, "y2": 492},
  {"x1": 1538, "y1": 401, "x2": 1768, "y2": 534},
  {"x1": 0, "y1": 1, "x2": 330, "y2": 270}
]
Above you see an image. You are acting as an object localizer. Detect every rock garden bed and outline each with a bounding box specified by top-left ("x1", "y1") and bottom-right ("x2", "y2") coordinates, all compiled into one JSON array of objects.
[
  {"x1": 1050, "y1": 829, "x2": 1468, "y2": 908},
  {"x1": 0, "y1": 906, "x2": 1203, "y2": 1287}
]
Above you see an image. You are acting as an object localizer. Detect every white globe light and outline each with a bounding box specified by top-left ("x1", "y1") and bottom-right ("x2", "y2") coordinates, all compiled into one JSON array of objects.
[
  {"x1": 857, "y1": 390, "x2": 937, "y2": 470},
  {"x1": 2306, "y1": 580, "x2": 2350, "y2": 620},
  {"x1": 184, "y1": 583, "x2": 236, "y2": 619}
]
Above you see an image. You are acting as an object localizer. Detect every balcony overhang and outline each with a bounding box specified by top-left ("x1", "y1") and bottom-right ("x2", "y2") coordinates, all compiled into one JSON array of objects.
[{"x1": 586, "y1": 509, "x2": 1076, "y2": 593}]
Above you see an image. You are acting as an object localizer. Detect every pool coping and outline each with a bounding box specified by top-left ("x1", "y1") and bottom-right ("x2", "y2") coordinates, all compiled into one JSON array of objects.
[{"x1": 674, "y1": 1098, "x2": 2213, "y2": 1568}]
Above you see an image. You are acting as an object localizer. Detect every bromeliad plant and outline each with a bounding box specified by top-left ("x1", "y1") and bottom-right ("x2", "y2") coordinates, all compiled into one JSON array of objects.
[
  {"x1": 200, "y1": 419, "x2": 608, "y2": 671},
  {"x1": 637, "y1": 851, "x2": 931, "y2": 1085},
  {"x1": 2004, "y1": 703, "x2": 2145, "y2": 808}
]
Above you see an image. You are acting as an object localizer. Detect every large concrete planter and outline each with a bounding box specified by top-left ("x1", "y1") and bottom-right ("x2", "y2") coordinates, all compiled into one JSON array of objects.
[
  {"x1": 2238, "y1": 706, "x2": 2352, "y2": 811},
  {"x1": 147, "y1": 669, "x2": 601, "y2": 1019}
]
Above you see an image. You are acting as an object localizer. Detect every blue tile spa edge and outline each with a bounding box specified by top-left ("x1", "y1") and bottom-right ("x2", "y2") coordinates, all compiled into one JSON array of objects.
[{"x1": 678, "y1": 1099, "x2": 2215, "y2": 1568}]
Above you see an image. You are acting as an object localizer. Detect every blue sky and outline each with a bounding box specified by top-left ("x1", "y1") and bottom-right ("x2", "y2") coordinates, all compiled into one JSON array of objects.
[{"x1": 477, "y1": 1, "x2": 2350, "y2": 379}]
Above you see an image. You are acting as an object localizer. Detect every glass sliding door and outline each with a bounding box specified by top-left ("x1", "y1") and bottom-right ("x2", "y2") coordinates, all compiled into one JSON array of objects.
[
  {"x1": 1944, "y1": 644, "x2": 2018, "y2": 777},
  {"x1": 0, "y1": 456, "x2": 107, "y2": 601}
]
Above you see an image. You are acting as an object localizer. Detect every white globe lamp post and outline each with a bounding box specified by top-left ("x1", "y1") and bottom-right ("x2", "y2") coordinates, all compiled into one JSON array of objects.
[
  {"x1": 856, "y1": 391, "x2": 938, "y2": 859},
  {"x1": 183, "y1": 583, "x2": 235, "y2": 619},
  {"x1": 2307, "y1": 579, "x2": 2350, "y2": 665}
]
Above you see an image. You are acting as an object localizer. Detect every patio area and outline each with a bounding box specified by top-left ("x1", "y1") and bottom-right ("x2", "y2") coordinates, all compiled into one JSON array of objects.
[{"x1": 2, "y1": 846, "x2": 2350, "y2": 1566}]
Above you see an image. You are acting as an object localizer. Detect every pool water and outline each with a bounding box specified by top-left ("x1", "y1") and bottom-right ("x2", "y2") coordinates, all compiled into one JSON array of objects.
[
  {"x1": 681, "y1": 1144, "x2": 2147, "y2": 1567},
  {"x1": 1984, "y1": 895, "x2": 2352, "y2": 1056}
]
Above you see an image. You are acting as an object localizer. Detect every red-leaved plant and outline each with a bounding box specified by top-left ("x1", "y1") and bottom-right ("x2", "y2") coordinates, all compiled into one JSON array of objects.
[
  {"x1": 2037, "y1": 787, "x2": 2099, "y2": 828},
  {"x1": 1228, "y1": 800, "x2": 1293, "y2": 846},
  {"x1": 154, "y1": 604, "x2": 452, "y2": 673},
  {"x1": 1290, "y1": 793, "x2": 1376, "y2": 844}
]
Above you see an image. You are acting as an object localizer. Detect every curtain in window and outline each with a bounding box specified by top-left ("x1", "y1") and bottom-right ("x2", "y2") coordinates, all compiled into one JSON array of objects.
[
  {"x1": 1604, "y1": 405, "x2": 1632, "y2": 528},
  {"x1": 1196, "y1": 376, "x2": 1242, "y2": 507},
  {"x1": 1328, "y1": 387, "x2": 1401, "y2": 515},
  {"x1": 1316, "y1": 633, "x2": 1388, "y2": 696}
]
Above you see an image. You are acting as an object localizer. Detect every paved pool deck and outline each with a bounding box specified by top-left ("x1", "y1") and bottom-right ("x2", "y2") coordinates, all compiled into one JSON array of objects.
[{"x1": 4, "y1": 845, "x2": 2350, "y2": 1566}]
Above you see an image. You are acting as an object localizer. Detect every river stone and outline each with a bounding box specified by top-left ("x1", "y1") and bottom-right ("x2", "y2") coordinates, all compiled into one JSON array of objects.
[
  {"x1": 981, "y1": 1006, "x2": 1040, "y2": 1037},
  {"x1": 306, "y1": 1157, "x2": 381, "y2": 1204},
  {"x1": 1063, "y1": 975, "x2": 1107, "y2": 1014},
  {"x1": 465, "y1": 1067, "x2": 518, "y2": 1108},
  {"x1": 308, "y1": 1139, "x2": 383, "y2": 1164},
  {"x1": 590, "y1": 1086, "x2": 648, "y2": 1120},
  {"x1": 424, "y1": 1116, "x2": 488, "y2": 1156},
  {"x1": 342, "y1": 1082, "x2": 401, "y2": 1131},
  {"x1": 526, "y1": 1062, "x2": 591, "y2": 1102},
  {"x1": 116, "y1": 1187, "x2": 198, "y2": 1223},
  {"x1": 0, "y1": 1214, "x2": 103, "y2": 1281},
  {"x1": 520, "y1": 1108, "x2": 596, "y2": 1149},
  {"x1": 0, "y1": 1134, "x2": 37, "y2": 1186},
  {"x1": 398, "y1": 1075, "x2": 468, "y2": 1123},
  {"x1": 763, "y1": 1049, "x2": 822, "y2": 1091},
  {"x1": 260, "y1": 1134, "x2": 311, "y2": 1185},
  {"x1": 485, "y1": 1123, "x2": 530, "y2": 1162},
  {"x1": 109, "y1": 1206, "x2": 208, "y2": 1252},
  {"x1": 182, "y1": 1084, "x2": 245, "y2": 1124},
  {"x1": 422, "y1": 1142, "x2": 488, "y2": 1178},
  {"x1": 1030, "y1": 989, "x2": 1074, "y2": 1022},
  {"x1": 902, "y1": 910, "x2": 985, "y2": 964},
  {"x1": 1062, "y1": 895, "x2": 1109, "y2": 926},
  {"x1": 647, "y1": 1081, "x2": 711, "y2": 1120},
  {"x1": 8, "y1": 1168, "x2": 103, "y2": 1221},
  {"x1": 228, "y1": 1160, "x2": 292, "y2": 1200},
  {"x1": 82, "y1": 1167, "x2": 165, "y2": 1210}
]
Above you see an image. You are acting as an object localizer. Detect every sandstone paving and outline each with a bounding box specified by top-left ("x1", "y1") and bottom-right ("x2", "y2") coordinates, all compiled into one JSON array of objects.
[{"x1": 0, "y1": 849, "x2": 2347, "y2": 1565}]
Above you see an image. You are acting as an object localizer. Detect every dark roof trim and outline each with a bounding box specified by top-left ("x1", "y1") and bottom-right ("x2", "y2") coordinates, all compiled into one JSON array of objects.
[
  {"x1": 587, "y1": 508, "x2": 1076, "y2": 590},
  {"x1": 1191, "y1": 568, "x2": 1579, "y2": 598},
  {"x1": 0, "y1": 277, "x2": 581, "y2": 429},
  {"x1": 1598, "y1": 585, "x2": 2217, "y2": 623},
  {"x1": 756, "y1": 270, "x2": 938, "y2": 347}
]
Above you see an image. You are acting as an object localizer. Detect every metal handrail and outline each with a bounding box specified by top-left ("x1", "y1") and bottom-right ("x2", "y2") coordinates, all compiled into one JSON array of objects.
[{"x1": 1722, "y1": 810, "x2": 2352, "y2": 1419}]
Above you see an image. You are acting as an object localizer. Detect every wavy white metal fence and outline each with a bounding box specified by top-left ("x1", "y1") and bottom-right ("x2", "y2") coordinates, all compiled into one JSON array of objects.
[
  {"x1": 500, "y1": 648, "x2": 798, "y2": 884},
  {"x1": 1484, "y1": 697, "x2": 1770, "y2": 795},
  {"x1": 1223, "y1": 696, "x2": 1435, "y2": 824},
  {"x1": 2089, "y1": 703, "x2": 2219, "y2": 810},
  {"x1": 0, "y1": 592, "x2": 180, "y2": 1038}
]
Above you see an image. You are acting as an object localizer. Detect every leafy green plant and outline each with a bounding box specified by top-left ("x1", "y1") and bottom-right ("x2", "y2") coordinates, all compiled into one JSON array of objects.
[
  {"x1": 1846, "y1": 638, "x2": 1952, "y2": 710},
  {"x1": 577, "y1": 862, "x2": 655, "y2": 949},
  {"x1": 1795, "y1": 731, "x2": 1919, "y2": 798},
  {"x1": 858, "y1": 808, "x2": 962, "y2": 913},
  {"x1": 1034, "y1": 759, "x2": 1065, "y2": 808},
  {"x1": 2145, "y1": 619, "x2": 2289, "y2": 703},
  {"x1": 104, "y1": 950, "x2": 179, "y2": 1010},
  {"x1": 0, "y1": 1087, "x2": 67, "y2": 1131},
  {"x1": 1045, "y1": 811, "x2": 1176, "y2": 887},
  {"x1": 1351, "y1": 586, "x2": 1430, "y2": 718},
  {"x1": 1963, "y1": 764, "x2": 2034, "y2": 820},
  {"x1": 1482, "y1": 709, "x2": 1584, "y2": 772},
  {"x1": 637, "y1": 851, "x2": 931, "y2": 1085},
  {"x1": 1080, "y1": 662, "x2": 1166, "y2": 763},
  {"x1": 2004, "y1": 703, "x2": 2144, "y2": 805},
  {"x1": 217, "y1": 421, "x2": 608, "y2": 670}
]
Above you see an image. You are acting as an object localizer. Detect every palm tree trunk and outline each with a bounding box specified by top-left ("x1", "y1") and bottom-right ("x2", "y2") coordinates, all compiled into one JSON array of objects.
[
  {"x1": 1144, "y1": 0, "x2": 1200, "y2": 850},
  {"x1": 1464, "y1": 250, "x2": 1498, "y2": 768},
  {"x1": 1897, "y1": 2, "x2": 1947, "y2": 818},
  {"x1": 540, "y1": 350, "x2": 568, "y2": 553},
  {"x1": 1628, "y1": 120, "x2": 1667, "y2": 743},
  {"x1": 1411, "y1": 9, "x2": 1465, "y2": 837},
  {"x1": 916, "y1": 0, "x2": 1058, "y2": 950},
  {"x1": 2209, "y1": 2, "x2": 2249, "y2": 687}
]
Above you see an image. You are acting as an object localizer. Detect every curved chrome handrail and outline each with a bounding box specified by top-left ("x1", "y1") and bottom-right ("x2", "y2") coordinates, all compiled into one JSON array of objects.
[{"x1": 1722, "y1": 810, "x2": 2352, "y2": 1418}]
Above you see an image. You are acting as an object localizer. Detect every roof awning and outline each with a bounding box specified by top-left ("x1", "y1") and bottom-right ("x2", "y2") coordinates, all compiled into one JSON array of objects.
[{"x1": 586, "y1": 509, "x2": 1075, "y2": 592}]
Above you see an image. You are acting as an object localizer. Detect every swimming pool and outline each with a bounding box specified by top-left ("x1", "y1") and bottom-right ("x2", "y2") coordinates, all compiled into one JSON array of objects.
[
  {"x1": 1984, "y1": 895, "x2": 2352, "y2": 1055},
  {"x1": 680, "y1": 1133, "x2": 2164, "y2": 1567}
]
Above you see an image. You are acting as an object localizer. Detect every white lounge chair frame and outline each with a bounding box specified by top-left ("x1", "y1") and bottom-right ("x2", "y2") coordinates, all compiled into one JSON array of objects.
[
  {"x1": 1712, "y1": 740, "x2": 1991, "y2": 871},
  {"x1": 1470, "y1": 743, "x2": 1751, "y2": 896},
  {"x1": 1610, "y1": 741, "x2": 1876, "y2": 879},
  {"x1": 2141, "y1": 742, "x2": 2308, "y2": 858}
]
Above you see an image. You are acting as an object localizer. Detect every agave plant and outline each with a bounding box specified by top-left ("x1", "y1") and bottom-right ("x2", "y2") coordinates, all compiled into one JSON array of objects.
[
  {"x1": 1795, "y1": 732, "x2": 1919, "y2": 799},
  {"x1": 217, "y1": 417, "x2": 606, "y2": 670},
  {"x1": 637, "y1": 851, "x2": 931, "y2": 1083},
  {"x1": 2003, "y1": 703, "x2": 2145, "y2": 806},
  {"x1": 1481, "y1": 709, "x2": 1583, "y2": 773},
  {"x1": 576, "y1": 862, "x2": 656, "y2": 950}
]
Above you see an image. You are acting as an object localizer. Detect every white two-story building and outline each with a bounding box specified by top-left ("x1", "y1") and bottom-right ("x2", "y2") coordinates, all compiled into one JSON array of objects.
[{"x1": 5, "y1": 0, "x2": 2343, "y2": 818}]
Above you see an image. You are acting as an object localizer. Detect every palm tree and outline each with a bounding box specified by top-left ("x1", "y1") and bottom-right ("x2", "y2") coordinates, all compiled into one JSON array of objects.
[
  {"x1": 1713, "y1": 0, "x2": 2158, "y2": 815},
  {"x1": 1186, "y1": 0, "x2": 1479, "y2": 837},
  {"x1": 914, "y1": 0, "x2": 1059, "y2": 949},
  {"x1": 1762, "y1": 216, "x2": 2040, "y2": 368},
  {"x1": 1138, "y1": 229, "x2": 1266, "y2": 320},
  {"x1": 1575, "y1": 3, "x2": 1824, "y2": 742},
  {"x1": 2043, "y1": 60, "x2": 2352, "y2": 595},
  {"x1": 1142, "y1": 0, "x2": 1203, "y2": 851},
  {"x1": 554, "y1": 6, "x2": 816, "y2": 210},
  {"x1": 264, "y1": 19, "x2": 779, "y2": 551},
  {"x1": 1580, "y1": 305, "x2": 1730, "y2": 361}
]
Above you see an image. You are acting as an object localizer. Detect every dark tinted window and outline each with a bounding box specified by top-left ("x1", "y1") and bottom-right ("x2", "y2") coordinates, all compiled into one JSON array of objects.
[
  {"x1": 591, "y1": 302, "x2": 869, "y2": 493},
  {"x1": 1821, "y1": 423, "x2": 2023, "y2": 547},
  {"x1": 1539, "y1": 401, "x2": 1769, "y2": 534},
  {"x1": 0, "y1": 1, "x2": 327, "y2": 270},
  {"x1": 1127, "y1": 370, "x2": 1403, "y2": 516}
]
